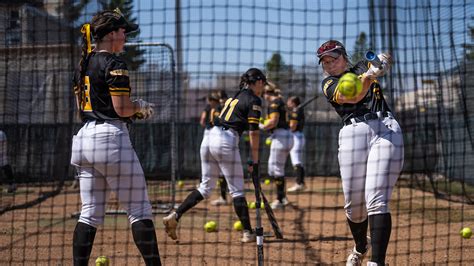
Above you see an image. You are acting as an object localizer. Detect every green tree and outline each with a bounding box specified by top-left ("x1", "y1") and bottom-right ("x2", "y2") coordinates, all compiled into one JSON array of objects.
[
  {"x1": 59, "y1": 0, "x2": 91, "y2": 42},
  {"x1": 101, "y1": 0, "x2": 145, "y2": 70},
  {"x1": 465, "y1": 16, "x2": 474, "y2": 61},
  {"x1": 352, "y1": 32, "x2": 368, "y2": 63},
  {"x1": 265, "y1": 52, "x2": 292, "y2": 86}
]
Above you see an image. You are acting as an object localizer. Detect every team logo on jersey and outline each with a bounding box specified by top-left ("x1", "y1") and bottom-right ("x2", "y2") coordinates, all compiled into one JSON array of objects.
[
  {"x1": 323, "y1": 79, "x2": 333, "y2": 96},
  {"x1": 270, "y1": 103, "x2": 279, "y2": 109},
  {"x1": 292, "y1": 113, "x2": 298, "y2": 118},
  {"x1": 252, "y1": 105, "x2": 262, "y2": 112},
  {"x1": 323, "y1": 79, "x2": 333, "y2": 90},
  {"x1": 109, "y1": 69, "x2": 129, "y2": 76}
]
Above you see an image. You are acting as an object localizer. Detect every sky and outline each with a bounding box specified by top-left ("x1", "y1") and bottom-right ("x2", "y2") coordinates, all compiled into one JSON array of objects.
[{"x1": 80, "y1": 0, "x2": 473, "y2": 89}]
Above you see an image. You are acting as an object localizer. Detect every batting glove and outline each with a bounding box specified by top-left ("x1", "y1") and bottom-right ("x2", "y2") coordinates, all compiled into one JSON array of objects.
[
  {"x1": 258, "y1": 123, "x2": 265, "y2": 130},
  {"x1": 365, "y1": 53, "x2": 393, "y2": 79},
  {"x1": 133, "y1": 99, "x2": 155, "y2": 119}
]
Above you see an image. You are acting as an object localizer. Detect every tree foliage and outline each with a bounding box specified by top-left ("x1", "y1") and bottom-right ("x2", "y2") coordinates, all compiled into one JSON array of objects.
[
  {"x1": 58, "y1": 0, "x2": 91, "y2": 42},
  {"x1": 465, "y1": 16, "x2": 474, "y2": 61},
  {"x1": 100, "y1": 0, "x2": 145, "y2": 70},
  {"x1": 352, "y1": 32, "x2": 368, "y2": 63},
  {"x1": 265, "y1": 52, "x2": 293, "y2": 86}
]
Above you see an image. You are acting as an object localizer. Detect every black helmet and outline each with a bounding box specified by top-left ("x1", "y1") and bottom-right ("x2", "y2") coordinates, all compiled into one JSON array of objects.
[
  {"x1": 244, "y1": 68, "x2": 267, "y2": 84},
  {"x1": 91, "y1": 8, "x2": 138, "y2": 40},
  {"x1": 316, "y1": 40, "x2": 347, "y2": 64}
]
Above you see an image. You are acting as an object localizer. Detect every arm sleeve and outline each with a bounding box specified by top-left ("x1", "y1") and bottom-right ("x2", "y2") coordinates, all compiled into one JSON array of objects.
[
  {"x1": 105, "y1": 56, "x2": 131, "y2": 96},
  {"x1": 248, "y1": 97, "x2": 262, "y2": 131}
]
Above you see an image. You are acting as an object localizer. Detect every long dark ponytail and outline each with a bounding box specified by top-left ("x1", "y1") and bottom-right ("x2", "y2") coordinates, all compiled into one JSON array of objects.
[{"x1": 74, "y1": 23, "x2": 93, "y2": 115}]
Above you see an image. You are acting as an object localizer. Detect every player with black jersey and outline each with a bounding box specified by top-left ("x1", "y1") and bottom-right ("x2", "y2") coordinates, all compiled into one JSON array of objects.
[
  {"x1": 317, "y1": 40, "x2": 404, "y2": 266},
  {"x1": 70, "y1": 9, "x2": 160, "y2": 265},
  {"x1": 210, "y1": 90, "x2": 231, "y2": 206},
  {"x1": 198, "y1": 92, "x2": 220, "y2": 185},
  {"x1": 163, "y1": 68, "x2": 266, "y2": 243},
  {"x1": 260, "y1": 82, "x2": 294, "y2": 209},
  {"x1": 287, "y1": 96, "x2": 307, "y2": 192}
]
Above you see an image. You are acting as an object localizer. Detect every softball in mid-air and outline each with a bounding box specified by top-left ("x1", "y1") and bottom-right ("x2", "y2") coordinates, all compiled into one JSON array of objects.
[{"x1": 338, "y1": 73, "x2": 362, "y2": 98}]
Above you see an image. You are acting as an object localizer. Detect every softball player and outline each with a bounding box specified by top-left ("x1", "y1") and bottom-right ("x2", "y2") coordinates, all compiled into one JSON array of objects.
[
  {"x1": 0, "y1": 130, "x2": 16, "y2": 193},
  {"x1": 163, "y1": 68, "x2": 266, "y2": 243},
  {"x1": 199, "y1": 92, "x2": 229, "y2": 205},
  {"x1": 70, "y1": 9, "x2": 160, "y2": 265},
  {"x1": 198, "y1": 92, "x2": 220, "y2": 184},
  {"x1": 286, "y1": 97, "x2": 306, "y2": 192},
  {"x1": 260, "y1": 82, "x2": 294, "y2": 209},
  {"x1": 210, "y1": 90, "x2": 230, "y2": 206},
  {"x1": 317, "y1": 40, "x2": 404, "y2": 266}
]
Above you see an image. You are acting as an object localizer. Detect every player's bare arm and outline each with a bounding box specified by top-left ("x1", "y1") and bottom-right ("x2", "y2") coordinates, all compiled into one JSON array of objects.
[
  {"x1": 111, "y1": 95, "x2": 141, "y2": 117},
  {"x1": 248, "y1": 129, "x2": 260, "y2": 166},
  {"x1": 289, "y1": 120, "x2": 298, "y2": 132},
  {"x1": 263, "y1": 113, "x2": 279, "y2": 130}
]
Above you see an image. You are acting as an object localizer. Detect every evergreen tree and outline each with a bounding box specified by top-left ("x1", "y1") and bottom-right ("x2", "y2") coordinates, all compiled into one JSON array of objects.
[
  {"x1": 101, "y1": 0, "x2": 145, "y2": 70},
  {"x1": 352, "y1": 32, "x2": 368, "y2": 63},
  {"x1": 465, "y1": 16, "x2": 474, "y2": 61},
  {"x1": 265, "y1": 52, "x2": 293, "y2": 86},
  {"x1": 59, "y1": 0, "x2": 91, "y2": 42}
]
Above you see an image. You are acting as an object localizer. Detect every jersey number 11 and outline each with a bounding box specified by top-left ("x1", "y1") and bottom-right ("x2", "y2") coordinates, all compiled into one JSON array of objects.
[{"x1": 219, "y1": 98, "x2": 239, "y2": 121}]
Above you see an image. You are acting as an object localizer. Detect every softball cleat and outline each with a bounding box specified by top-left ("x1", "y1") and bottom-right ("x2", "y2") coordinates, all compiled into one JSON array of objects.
[
  {"x1": 288, "y1": 183, "x2": 306, "y2": 193},
  {"x1": 240, "y1": 230, "x2": 256, "y2": 243},
  {"x1": 210, "y1": 197, "x2": 228, "y2": 206},
  {"x1": 346, "y1": 237, "x2": 371, "y2": 266},
  {"x1": 270, "y1": 198, "x2": 289, "y2": 210},
  {"x1": 163, "y1": 212, "x2": 179, "y2": 240}
]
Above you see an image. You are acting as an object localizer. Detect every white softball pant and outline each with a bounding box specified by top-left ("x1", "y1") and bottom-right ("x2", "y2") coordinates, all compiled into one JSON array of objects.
[
  {"x1": 339, "y1": 116, "x2": 404, "y2": 223},
  {"x1": 290, "y1": 131, "x2": 305, "y2": 166},
  {"x1": 0, "y1": 130, "x2": 7, "y2": 167},
  {"x1": 70, "y1": 120, "x2": 153, "y2": 228},
  {"x1": 268, "y1": 128, "x2": 294, "y2": 177},
  {"x1": 200, "y1": 128, "x2": 223, "y2": 176},
  {"x1": 198, "y1": 126, "x2": 245, "y2": 198}
]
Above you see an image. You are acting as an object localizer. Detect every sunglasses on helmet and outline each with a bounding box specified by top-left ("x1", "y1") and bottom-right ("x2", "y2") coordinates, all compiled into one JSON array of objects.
[{"x1": 317, "y1": 41, "x2": 344, "y2": 58}]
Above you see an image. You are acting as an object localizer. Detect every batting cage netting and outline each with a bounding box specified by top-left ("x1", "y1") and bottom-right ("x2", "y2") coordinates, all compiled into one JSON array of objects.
[{"x1": 1, "y1": 0, "x2": 473, "y2": 265}]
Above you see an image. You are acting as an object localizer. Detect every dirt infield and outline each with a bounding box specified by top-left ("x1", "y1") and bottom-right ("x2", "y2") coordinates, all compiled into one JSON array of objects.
[{"x1": 1, "y1": 177, "x2": 473, "y2": 265}]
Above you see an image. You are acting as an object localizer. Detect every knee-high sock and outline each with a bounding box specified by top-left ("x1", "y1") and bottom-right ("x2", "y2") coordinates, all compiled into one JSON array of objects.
[
  {"x1": 369, "y1": 213, "x2": 392, "y2": 264},
  {"x1": 176, "y1": 190, "x2": 204, "y2": 220},
  {"x1": 132, "y1": 219, "x2": 162, "y2": 266},
  {"x1": 294, "y1": 165, "x2": 305, "y2": 185},
  {"x1": 274, "y1": 176, "x2": 286, "y2": 202},
  {"x1": 233, "y1": 197, "x2": 252, "y2": 231},
  {"x1": 73, "y1": 222, "x2": 97, "y2": 266},
  {"x1": 218, "y1": 176, "x2": 228, "y2": 200},
  {"x1": 347, "y1": 218, "x2": 369, "y2": 253}
]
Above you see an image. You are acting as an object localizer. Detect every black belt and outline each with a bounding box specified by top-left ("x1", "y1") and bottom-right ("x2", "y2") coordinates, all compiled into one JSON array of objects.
[
  {"x1": 343, "y1": 112, "x2": 390, "y2": 125},
  {"x1": 85, "y1": 120, "x2": 115, "y2": 125}
]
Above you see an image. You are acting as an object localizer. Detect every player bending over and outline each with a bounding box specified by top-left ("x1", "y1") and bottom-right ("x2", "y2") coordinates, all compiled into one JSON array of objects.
[{"x1": 163, "y1": 68, "x2": 266, "y2": 243}]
